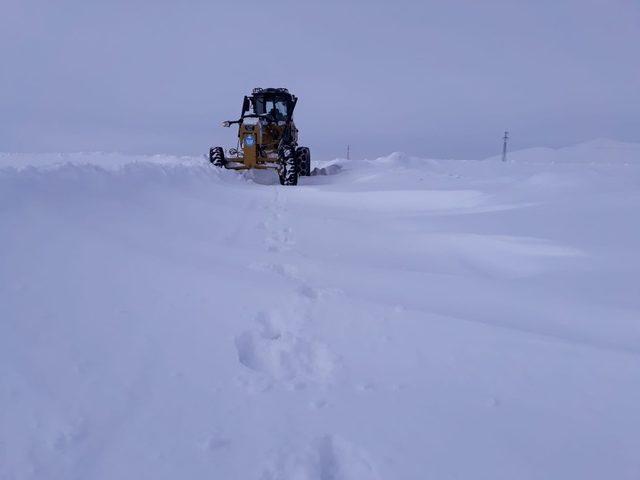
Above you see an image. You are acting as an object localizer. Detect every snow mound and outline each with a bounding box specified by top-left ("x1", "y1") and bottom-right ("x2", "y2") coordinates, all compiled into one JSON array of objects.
[{"x1": 369, "y1": 151, "x2": 443, "y2": 168}]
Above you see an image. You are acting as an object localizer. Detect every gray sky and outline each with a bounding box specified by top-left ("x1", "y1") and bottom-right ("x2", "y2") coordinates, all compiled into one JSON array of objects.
[{"x1": 1, "y1": 0, "x2": 639, "y2": 160}]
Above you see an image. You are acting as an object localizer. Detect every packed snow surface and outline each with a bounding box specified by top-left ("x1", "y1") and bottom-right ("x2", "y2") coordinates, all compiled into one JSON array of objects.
[{"x1": 1, "y1": 141, "x2": 639, "y2": 479}]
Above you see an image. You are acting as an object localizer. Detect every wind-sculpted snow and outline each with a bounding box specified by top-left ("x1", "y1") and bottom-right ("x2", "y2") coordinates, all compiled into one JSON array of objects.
[{"x1": 1, "y1": 143, "x2": 640, "y2": 479}]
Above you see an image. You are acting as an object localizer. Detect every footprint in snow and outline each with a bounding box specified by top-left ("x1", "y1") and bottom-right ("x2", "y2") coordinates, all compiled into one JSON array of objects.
[
  {"x1": 249, "y1": 262, "x2": 300, "y2": 281},
  {"x1": 234, "y1": 311, "x2": 335, "y2": 385},
  {"x1": 265, "y1": 230, "x2": 295, "y2": 252},
  {"x1": 260, "y1": 435, "x2": 380, "y2": 480}
]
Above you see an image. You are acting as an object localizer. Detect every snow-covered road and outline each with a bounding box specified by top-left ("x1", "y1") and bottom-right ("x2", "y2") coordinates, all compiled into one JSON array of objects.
[{"x1": 2, "y1": 140, "x2": 640, "y2": 479}]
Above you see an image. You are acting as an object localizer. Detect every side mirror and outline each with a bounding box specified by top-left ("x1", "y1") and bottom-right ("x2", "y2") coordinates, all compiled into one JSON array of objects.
[
  {"x1": 242, "y1": 96, "x2": 250, "y2": 115},
  {"x1": 221, "y1": 121, "x2": 231, "y2": 128}
]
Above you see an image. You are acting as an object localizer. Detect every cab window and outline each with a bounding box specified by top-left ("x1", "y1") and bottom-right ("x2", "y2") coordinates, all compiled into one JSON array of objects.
[{"x1": 254, "y1": 97, "x2": 288, "y2": 120}]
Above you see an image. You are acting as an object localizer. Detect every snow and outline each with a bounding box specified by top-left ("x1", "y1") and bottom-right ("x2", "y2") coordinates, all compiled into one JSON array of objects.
[
  {"x1": 1, "y1": 141, "x2": 640, "y2": 479},
  {"x1": 485, "y1": 138, "x2": 640, "y2": 164}
]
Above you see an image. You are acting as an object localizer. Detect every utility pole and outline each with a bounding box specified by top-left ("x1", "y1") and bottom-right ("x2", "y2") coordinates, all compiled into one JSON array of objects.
[
  {"x1": 502, "y1": 131, "x2": 509, "y2": 162},
  {"x1": 346, "y1": 145, "x2": 350, "y2": 160}
]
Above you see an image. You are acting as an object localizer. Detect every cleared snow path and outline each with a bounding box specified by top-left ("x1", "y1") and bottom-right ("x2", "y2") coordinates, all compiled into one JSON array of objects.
[{"x1": 1, "y1": 143, "x2": 640, "y2": 479}]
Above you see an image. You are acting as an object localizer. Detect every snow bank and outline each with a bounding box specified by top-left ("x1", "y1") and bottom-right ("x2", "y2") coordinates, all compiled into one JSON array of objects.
[{"x1": 0, "y1": 151, "x2": 201, "y2": 170}]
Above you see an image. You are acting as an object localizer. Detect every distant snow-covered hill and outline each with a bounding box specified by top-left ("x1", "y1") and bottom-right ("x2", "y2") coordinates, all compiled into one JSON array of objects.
[{"x1": 485, "y1": 138, "x2": 640, "y2": 164}]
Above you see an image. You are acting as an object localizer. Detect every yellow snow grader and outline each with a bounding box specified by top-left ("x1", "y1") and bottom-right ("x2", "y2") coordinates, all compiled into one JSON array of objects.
[{"x1": 209, "y1": 88, "x2": 311, "y2": 185}]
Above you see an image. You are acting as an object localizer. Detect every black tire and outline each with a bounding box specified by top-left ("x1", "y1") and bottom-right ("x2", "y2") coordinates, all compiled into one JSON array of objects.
[
  {"x1": 209, "y1": 147, "x2": 226, "y2": 167},
  {"x1": 278, "y1": 144, "x2": 298, "y2": 186},
  {"x1": 296, "y1": 147, "x2": 311, "y2": 176}
]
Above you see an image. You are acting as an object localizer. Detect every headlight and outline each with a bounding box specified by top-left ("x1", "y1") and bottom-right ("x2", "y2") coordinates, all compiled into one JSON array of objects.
[{"x1": 244, "y1": 135, "x2": 255, "y2": 147}]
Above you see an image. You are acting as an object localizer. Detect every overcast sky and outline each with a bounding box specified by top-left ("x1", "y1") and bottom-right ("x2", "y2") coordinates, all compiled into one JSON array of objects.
[{"x1": 1, "y1": 0, "x2": 638, "y2": 159}]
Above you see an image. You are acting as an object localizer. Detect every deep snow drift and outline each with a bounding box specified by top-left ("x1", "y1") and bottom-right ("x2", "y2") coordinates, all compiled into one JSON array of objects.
[{"x1": 1, "y1": 141, "x2": 639, "y2": 479}]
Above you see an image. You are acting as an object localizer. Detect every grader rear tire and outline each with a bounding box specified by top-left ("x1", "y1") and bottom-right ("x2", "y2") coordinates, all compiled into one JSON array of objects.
[
  {"x1": 278, "y1": 145, "x2": 298, "y2": 186},
  {"x1": 209, "y1": 147, "x2": 226, "y2": 167},
  {"x1": 296, "y1": 147, "x2": 311, "y2": 176}
]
